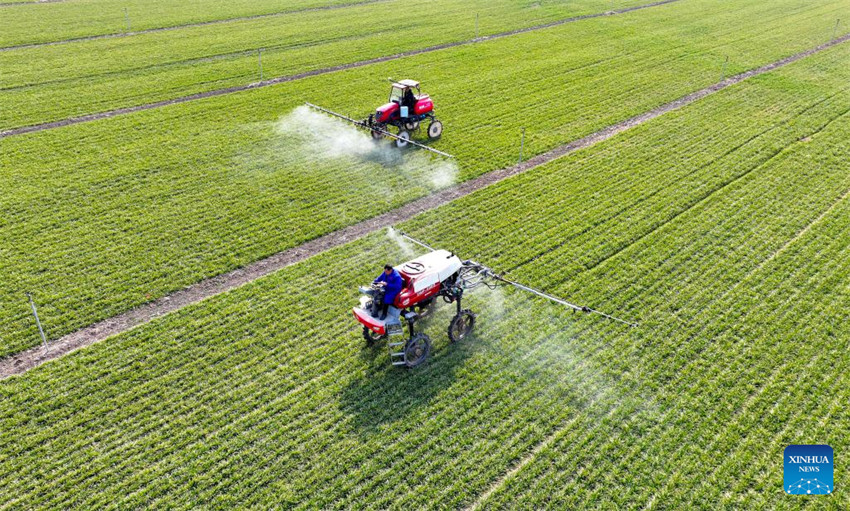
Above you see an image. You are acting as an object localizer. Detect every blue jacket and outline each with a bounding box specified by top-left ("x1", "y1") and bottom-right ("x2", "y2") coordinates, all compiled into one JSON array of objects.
[{"x1": 374, "y1": 269, "x2": 404, "y2": 305}]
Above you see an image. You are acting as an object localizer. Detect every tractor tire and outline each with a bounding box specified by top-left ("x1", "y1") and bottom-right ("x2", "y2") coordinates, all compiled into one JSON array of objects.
[
  {"x1": 448, "y1": 310, "x2": 475, "y2": 343},
  {"x1": 371, "y1": 128, "x2": 383, "y2": 140},
  {"x1": 427, "y1": 121, "x2": 443, "y2": 139},
  {"x1": 396, "y1": 130, "x2": 410, "y2": 148},
  {"x1": 404, "y1": 120, "x2": 420, "y2": 131},
  {"x1": 404, "y1": 333, "x2": 431, "y2": 368},
  {"x1": 363, "y1": 326, "x2": 386, "y2": 345}
]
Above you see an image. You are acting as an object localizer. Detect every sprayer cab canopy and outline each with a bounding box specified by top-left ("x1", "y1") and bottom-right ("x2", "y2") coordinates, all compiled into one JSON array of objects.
[{"x1": 389, "y1": 80, "x2": 421, "y2": 104}]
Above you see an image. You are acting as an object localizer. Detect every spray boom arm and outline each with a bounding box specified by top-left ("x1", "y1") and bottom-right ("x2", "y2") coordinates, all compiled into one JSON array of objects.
[
  {"x1": 395, "y1": 230, "x2": 638, "y2": 327},
  {"x1": 305, "y1": 102, "x2": 454, "y2": 158}
]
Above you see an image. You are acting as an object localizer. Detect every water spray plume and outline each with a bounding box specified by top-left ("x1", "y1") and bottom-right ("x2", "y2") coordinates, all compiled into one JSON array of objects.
[
  {"x1": 276, "y1": 106, "x2": 459, "y2": 189},
  {"x1": 386, "y1": 227, "x2": 417, "y2": 258}
]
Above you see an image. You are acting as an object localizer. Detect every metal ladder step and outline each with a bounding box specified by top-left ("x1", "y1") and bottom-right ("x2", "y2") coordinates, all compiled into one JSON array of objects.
[
  {"x1": 389, "y1": 335, "x2": 407, "y2": 365},
  {"x1": 386, "y1": 322, "x2": 404, "y2": 336},
  {"x1": 390, "y1": 342, "x2": 406, "y2": 365}
]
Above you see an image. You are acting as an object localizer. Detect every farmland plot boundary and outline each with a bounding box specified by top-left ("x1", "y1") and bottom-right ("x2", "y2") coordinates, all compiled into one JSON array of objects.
[
  {"x1": 473, "y1": 192, "x2": 850, "y2": 508},
  {"x1": 498, "y1": 87, "x2": 846, "y2": 275},
  {"x1": 466, "y1": 412, "x2": 588, "y2": 510},
  {"x1": 0, "y1": 0, "x2": 64, "y2": 7},
  {"x1": 760, "y1": 184, "x2": 850, "y2": 268},
  {"x1": 537, "y1": 94, "x2": 850, "y2": 291},
  {"x1": 3, "y1": 32, "x2": 849, "y2": 378},
  {"x1": 698, "y1": 181, "x2": 850, "y2": 324},
  {"x1": 479, "y1": 218, "x2": 850, "y2": 507},
  {"x1": 0, "y1": 0, "x2": 680, "y2": 139},
  {"x1": 0, "y1": 0, "x2": 391, "y2": 51}
]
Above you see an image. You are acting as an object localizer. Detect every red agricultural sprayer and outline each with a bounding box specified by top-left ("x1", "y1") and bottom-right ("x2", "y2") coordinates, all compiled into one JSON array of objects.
[
  {"x1": 306, "y1": 78, "x2": 452, "y2": 157},
  {"x1": 354, "y1": 231, "x2": 638, "y2": 368}
]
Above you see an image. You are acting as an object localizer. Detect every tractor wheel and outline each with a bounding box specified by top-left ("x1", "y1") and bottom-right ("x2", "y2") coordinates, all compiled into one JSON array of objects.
[
  {"x1": 448, "y1": 310, "x2": 476, "y2": 343},
  {"x1": 371, "y1": 128, "x2": 383, "y2": 140},
  {"x1": 363, "y1": 326, "x2": 386, "y2": 345},
  {"x1": 404, "y1": 333, "x2": 431, "y2": 368},
  {"x1": 396, "y1": 130, "x2": 410, "y2": 148},
  {"x1": 427, "y1": 121, "x2": 443, "y2": 139},
  {"x1": 404, "y1": 120, "x2": 420, "y2": 131}
]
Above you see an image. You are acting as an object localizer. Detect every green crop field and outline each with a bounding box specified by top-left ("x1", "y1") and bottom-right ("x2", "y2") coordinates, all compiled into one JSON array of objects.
[
  {"x1": 0, "y1": 0, "x2": 373, "y2": 46},
  {"x1": 1, "y1": 0, "x2": 848, "y2": 508},
  {"x1": 0, "y1": 0, "x2": 661, "y2": 128},
  {"x1": 2, "y1": 0, "x2": 849, "y2": 358}
]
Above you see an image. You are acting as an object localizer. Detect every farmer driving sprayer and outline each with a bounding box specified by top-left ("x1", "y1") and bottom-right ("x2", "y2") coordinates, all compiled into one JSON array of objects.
[
  {"x1": 372, "y1": 264, "x2": 403, "y2": 320},
  {"x1": 353, "y1": 230, "x2": 638, "y2": 368}
]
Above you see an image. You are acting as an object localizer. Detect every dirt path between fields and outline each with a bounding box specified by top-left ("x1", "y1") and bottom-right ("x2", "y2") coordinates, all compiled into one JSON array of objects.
[
  {"x1": 2, "y1": 33, "x2": 849, "y2": 379},
  {"x1": 0, "y1": 0, "x2": 65, "y2": 7},
  {"x1": 0, "y1": 0, "x2": 391, "y2": 50},
  {"x1": 0, "y1": 0, "x2": 679, "y2": 138}
]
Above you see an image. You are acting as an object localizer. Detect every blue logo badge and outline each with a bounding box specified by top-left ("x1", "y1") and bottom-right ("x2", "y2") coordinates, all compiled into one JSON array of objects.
[{"x1": 785, "y1": 445, "x2": 833, "y2": 495}]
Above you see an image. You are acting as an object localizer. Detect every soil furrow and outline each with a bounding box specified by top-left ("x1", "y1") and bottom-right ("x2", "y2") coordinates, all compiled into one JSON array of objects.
[
  {"x1": 0, "y1": 0, "x2": 64, "y2": 7},
  {"x1": 0, "y1": 0, "x2": 391, "y2": 50},
  {"x1": 2, "y1": 33, "x2": 848, "y2": 379},
  {"x1": 0, "y1": 0, "x2": 679, "y2": 137}
]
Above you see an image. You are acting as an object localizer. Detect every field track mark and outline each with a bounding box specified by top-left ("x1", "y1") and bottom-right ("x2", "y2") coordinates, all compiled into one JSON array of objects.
[
  {"x1": 0, "y1": 0, "x2": 64, "y2": 7},
  {"x1": 2, "y1": 34, "x2": 849, "y2": 379},
  {"x1": 0, "y1": 0, "x2": 679, "y2": 138},
  {"x1": 634, "y1": 178, "x2": 850, "y2": 508},
  {"x1": 466, "y1": 415, "x2": 584, "y2": 510},
  {"x1": 0, "y1": 0, "x2": 391, "y2": 51},
  {"x1": 747, "y1": 184, "x2": 850, "y2": 279},
  {"x1": 553, "y1": 98, "x2": 850, "y2": 287},
  {"x1": 476, "y1": 210, "x2": 850, "y2": 509},
  {"x1": 502, "y1": 113, "x2": 794, "y2": 274},
  {"x1": 640, "y1": 359, "x2": 794, "y2": 509},
  {"x1": 658, "y1": 105, "x2": 850, "y2": 339},
  {"x1": 503, "y1": 80, "x2": 850, "y2": 277}
]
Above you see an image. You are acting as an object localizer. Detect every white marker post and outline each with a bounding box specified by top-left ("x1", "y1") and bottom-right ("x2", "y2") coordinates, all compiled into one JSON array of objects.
[
  {"x1": 27, "y1": 293, "x2": 48, "y2": 349},
  {"x1": 124, "y1": 8, "x2": 131, "y2": 33},
  {"x1": 720, "y1": 55, "x2": 729, "y2": 81}
]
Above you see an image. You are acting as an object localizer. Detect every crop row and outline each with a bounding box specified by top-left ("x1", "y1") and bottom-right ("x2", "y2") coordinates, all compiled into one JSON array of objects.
[
  {"x1": 481, "y1": 195, "x2": 850, "y2": 509},
  {"x1": 1, "y1": 40, "x2": 849, "y2": 508},
  {"x1": 3, "y1": 0, "x2": 848, "y2": 129},
  {"x1": 401, "y1": 55, "x2": 850, "y2": 295},
  {"x1": 408, "y1": 45, "x2": 850, "y2": 508},
  {"x1": 2, "y1": 0, "x2": 847, "y2": 357},
  {"x1": 2, "y1": 0, "x2": 652, "y2": 88},
  {"x1": 0, "y1": 0, "x2": 375, "y2": 47},
  {"x1": 0, "y1": 0, "x2": 665, "y2": 129}
]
